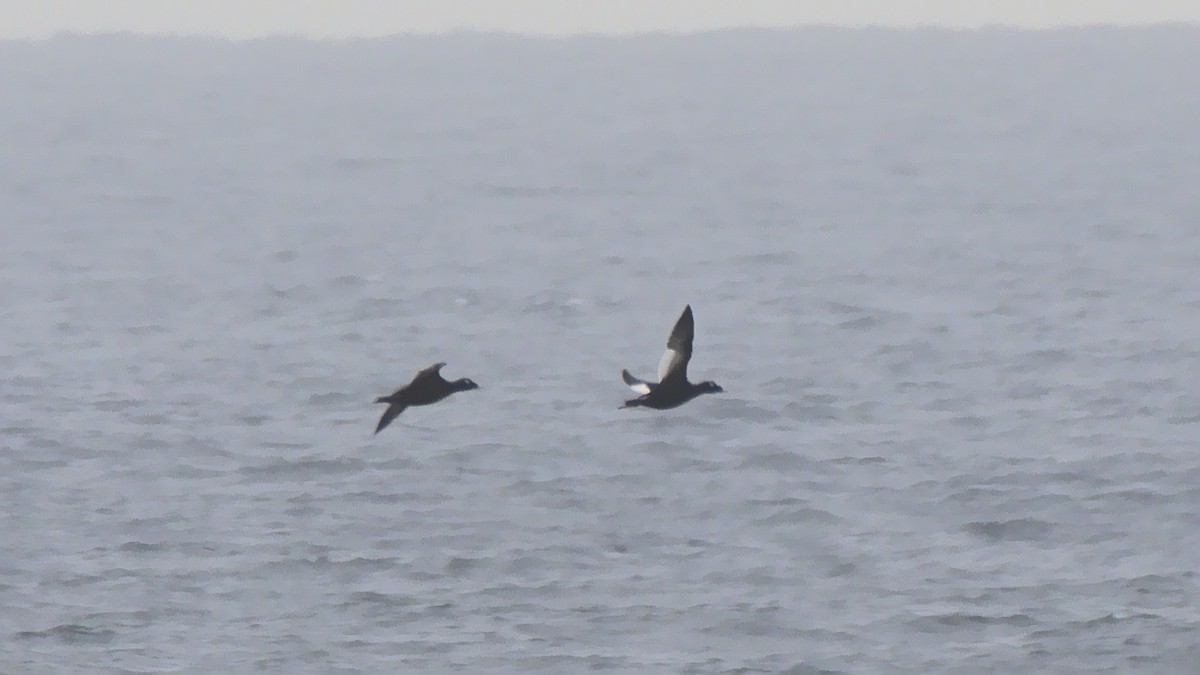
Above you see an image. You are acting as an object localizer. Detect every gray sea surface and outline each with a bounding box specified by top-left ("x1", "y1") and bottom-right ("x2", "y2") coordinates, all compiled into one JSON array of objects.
[{"x1": 2, "y1": 28, "x2": 1200, "y2": 673}]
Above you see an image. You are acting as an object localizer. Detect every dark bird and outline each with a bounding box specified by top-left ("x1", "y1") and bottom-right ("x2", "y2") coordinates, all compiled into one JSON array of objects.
[
  {"x1": 621, "y1": 305, "x2": 723, "y2": 410},
  {"x1": 373, "y1": 362, "x2": 478, "y2": 434}
]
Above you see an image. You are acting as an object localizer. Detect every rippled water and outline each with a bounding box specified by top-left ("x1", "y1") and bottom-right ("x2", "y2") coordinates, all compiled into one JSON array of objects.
[{"x1": 3, "y1": 28, "x2": 1200, "y2": 672}]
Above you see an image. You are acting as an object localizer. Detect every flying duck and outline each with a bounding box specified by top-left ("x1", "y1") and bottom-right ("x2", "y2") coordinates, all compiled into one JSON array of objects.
[
  {"x1": 621, "y1": 305, "x2": 723, "y2": 409},
  {"x1": 373, "y1": 362, "x2": 478, "y2": 433}
]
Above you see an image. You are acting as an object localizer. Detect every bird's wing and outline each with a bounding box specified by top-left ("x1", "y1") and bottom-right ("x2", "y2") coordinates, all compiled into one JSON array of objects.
[
  {"x1": 622, "y1": 369, "x2": 653, "y2": 395},
  {"x1": 657, "y1": 305, "x2": 694, "y2": 382},
  {"x1": 374, "y1": 403, "x2": 407, "y2": 434},
  {"x1": 413, "y1": 362, "x2": 448, "y2": 384}
]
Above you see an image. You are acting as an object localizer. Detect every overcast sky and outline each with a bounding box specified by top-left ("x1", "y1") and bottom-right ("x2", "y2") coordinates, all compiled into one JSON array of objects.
[{"x1": 5, "y1": 0, "x2": 1199, "y2": 39}]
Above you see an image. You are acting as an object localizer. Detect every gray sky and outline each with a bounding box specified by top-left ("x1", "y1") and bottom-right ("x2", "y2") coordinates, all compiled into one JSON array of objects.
[{"x1": 5, "y1": 0, "x2": 1199, "y2": 39}]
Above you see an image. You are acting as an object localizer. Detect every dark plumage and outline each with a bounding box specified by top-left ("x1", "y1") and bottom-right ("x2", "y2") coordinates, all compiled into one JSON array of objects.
[
  {"x1": 621, "y1": 305, "x2": 723, "y2": 410},
  {"x1": 373, "y1": 362, "x2": 478, "y2": 434}
]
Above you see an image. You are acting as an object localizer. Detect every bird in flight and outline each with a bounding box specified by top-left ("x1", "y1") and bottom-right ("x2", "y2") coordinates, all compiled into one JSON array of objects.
[
  {"x1": 373, "y1": 362, "x2": 478, "y2": 433},
  {"x1": 621, "y1": 305, "x2": 723, "y2": 410}
]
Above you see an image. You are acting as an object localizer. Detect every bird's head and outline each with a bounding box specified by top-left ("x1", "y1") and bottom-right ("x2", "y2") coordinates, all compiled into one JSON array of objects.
[
  {"x1": 453, "y1": 378, "x2": 480, "y2": 392},
  {"x1": 697, "y1": 380, "x2": 724, "y2": 394}
]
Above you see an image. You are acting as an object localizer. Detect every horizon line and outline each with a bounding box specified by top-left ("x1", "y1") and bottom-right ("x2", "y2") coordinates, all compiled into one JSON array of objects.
[{"x1": 3, "y1": 21, "x2": 1199, "y2": 43}]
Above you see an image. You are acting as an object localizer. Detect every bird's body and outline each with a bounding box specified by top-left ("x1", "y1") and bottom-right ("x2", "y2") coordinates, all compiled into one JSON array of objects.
[
  {"x1": 373, "y1": 362, "x2": 478, "y2": 433},
  {"x1": 621, "y1": 305, "x2": 723, "y2": 409}
]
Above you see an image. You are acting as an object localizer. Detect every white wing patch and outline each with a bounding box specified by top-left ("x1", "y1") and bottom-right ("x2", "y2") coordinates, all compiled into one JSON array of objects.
[
  {"x1": 622, "y1": 369, "x2": 653, "y2": 394},
  {"x1": 657, "y1": 348, "x2": 684, "y2": 381}
]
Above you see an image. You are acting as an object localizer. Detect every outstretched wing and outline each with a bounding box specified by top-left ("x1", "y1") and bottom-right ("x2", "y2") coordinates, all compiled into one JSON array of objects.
[
  {"x1": 656, "y1": 305, "x2": 694, "y2": 382},
  {"x1": 412, "y1": 362, "x2": 447, "y2": 385},
  {"x1": 622, "y1": 369, "x2": 652, "y2": 395},
  {"x1": 374, "y1": 403, "x2": 407, "y2": 434}
]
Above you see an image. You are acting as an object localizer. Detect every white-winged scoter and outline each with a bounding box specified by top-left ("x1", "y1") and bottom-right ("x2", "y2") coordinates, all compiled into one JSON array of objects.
[
  {"x1": 621, "y1": 305, "x2": 723, "y2": 410},
  {"x1": 373, "y1": 362, "x2": 478, "y2": 433}
]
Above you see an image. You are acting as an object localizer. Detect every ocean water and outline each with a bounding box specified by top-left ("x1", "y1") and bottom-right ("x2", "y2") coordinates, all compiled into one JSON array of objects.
[{"x1": 2, "y1": 28, "x2": 1200, "y2": 673}]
